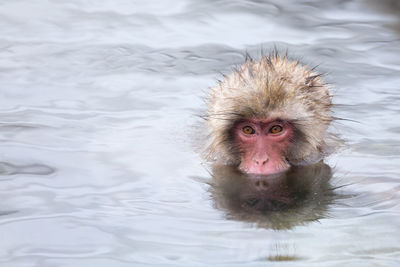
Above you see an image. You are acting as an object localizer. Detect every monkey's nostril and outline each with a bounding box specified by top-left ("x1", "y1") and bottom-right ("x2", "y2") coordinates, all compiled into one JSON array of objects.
[{"x1": 253, "y1": 158, "x2": 268, "y2": 166}]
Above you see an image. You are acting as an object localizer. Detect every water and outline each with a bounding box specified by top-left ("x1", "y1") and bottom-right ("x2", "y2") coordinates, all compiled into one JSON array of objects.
[{"x1": 0, "y1": 0, "x2": 399, "y2": 266}]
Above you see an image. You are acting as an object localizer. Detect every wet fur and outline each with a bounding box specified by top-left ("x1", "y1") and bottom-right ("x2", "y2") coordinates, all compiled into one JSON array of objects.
[{"x1": 204, "y1": 51, "x2": 341, "y2": 167}]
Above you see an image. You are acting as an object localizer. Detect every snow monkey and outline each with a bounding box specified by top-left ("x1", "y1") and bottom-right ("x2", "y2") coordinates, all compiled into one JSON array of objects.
[{"x1": 204, "y1": 52, "x2": 339, "y2": 176}]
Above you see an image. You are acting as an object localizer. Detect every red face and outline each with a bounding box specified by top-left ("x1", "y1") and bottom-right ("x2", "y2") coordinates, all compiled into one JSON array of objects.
[{"x1": 234, "y1": 119, "x2": 293, "y2": 176}]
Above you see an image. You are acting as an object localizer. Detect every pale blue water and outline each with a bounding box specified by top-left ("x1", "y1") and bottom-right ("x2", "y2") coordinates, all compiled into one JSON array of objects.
[{"x1": 0, "y1": 0, "x2": 399, "y2": 266}]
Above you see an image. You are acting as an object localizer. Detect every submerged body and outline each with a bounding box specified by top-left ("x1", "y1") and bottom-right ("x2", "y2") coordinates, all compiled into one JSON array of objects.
[{"x1": 205, "y1": 52, "x2": 338, "y2": 175}]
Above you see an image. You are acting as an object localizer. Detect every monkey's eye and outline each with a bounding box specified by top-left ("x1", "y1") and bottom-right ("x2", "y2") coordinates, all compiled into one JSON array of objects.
[
  {"x1": 269, "y1": 125, "x2": 283, "y2": 134},
  {"x1": 242, "y1": 126, "x2": 255, "y2": 135}
]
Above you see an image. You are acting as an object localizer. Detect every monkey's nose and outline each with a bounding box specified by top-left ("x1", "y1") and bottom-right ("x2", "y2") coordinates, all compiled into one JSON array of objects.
[{"x1": 253, "y1": 157, "x2": 268, "y2": 166}]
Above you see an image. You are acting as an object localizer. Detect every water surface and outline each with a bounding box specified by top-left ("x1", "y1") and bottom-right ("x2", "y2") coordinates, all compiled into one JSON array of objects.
[{"x1": 0, "y1": 0, "x2": 399, "y2": 266}]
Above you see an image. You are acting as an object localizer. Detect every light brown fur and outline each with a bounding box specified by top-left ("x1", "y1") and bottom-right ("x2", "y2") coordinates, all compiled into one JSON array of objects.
[{"x1": 204, "y1": 52, "x2": 339, "y2": 167}]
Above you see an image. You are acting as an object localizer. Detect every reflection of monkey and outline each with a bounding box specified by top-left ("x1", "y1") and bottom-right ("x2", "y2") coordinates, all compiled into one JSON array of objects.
[
  {"x1": 204, "y1": 52, "x2": 341, "y2": 175},
  {"x1": 209, "y1": 162, "x2": 337, "y2": 229}
]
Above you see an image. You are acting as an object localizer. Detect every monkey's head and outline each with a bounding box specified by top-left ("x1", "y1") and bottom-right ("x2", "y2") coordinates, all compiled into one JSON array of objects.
[{"x1": 205, "y1": 53, "x2": 338, "y2": 175}]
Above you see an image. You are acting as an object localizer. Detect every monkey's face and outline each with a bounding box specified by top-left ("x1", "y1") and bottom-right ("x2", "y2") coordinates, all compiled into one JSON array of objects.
[{"x1": 234, "y1": 119, "x2": 293, "y2": 175}]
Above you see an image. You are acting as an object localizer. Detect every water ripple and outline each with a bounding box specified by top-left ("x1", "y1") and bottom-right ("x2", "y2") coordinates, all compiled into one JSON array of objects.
[{"x1": 0, "y1": 162, "x2": 55, "y2": 176}]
